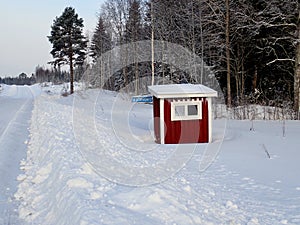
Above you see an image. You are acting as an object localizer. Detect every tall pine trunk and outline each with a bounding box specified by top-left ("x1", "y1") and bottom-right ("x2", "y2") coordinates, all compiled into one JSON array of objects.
[
  {"x1": 68, "y1": 32, "x2": 74, "y2": 95},
  {"x1": 295, "y1": 8, "x2": 300, "y2": 118},
  {"x1": 70, "y1": 52, "x2": 74, "y2": 94}
]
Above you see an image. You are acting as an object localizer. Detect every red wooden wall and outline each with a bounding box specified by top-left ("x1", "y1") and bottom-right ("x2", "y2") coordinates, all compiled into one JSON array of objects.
[
  {"x1": 164, "y1": 98, "x2": 208, "y2": 144},
  {"x1": 153, "y1": 96, "x2": 161, "y2": 143}
]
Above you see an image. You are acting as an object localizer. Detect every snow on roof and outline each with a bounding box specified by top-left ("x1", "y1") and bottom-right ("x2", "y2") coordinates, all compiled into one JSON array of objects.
[{"x1": 148, "y1": 84, "x2": 218, "y2": 99}]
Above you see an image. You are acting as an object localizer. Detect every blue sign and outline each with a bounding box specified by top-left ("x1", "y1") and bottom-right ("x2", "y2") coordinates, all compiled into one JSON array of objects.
[{"x1": 131, "y1": 95, "x2": 153, "y2": 103}]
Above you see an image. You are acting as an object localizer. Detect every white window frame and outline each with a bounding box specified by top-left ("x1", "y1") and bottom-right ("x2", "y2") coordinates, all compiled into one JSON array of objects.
[{"x1": 171, "y1": 100, "x2": 202, "y2": 121}]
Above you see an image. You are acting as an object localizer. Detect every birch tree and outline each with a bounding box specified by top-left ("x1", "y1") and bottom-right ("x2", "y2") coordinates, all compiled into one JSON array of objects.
[{"x1": 294, "y1": 5, "x2": 300, "y2": 117}]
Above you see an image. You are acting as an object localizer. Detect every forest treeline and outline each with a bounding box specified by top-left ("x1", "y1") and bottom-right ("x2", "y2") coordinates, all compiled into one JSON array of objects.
[
  {"x1": 88, "y1": 0, "x2": 299, "y2": 115},
  {"x1": 1, "y1": 0, "x2": 299, "y2": 117},
  {"x1": 0, "y1": 73, "x2": 35, "y2": 85}
]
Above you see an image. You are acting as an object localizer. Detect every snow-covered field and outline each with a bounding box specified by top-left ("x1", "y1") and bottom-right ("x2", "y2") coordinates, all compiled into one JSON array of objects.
[{"x1": 0, "y1": 83, "x2": 300, "y2": 224}]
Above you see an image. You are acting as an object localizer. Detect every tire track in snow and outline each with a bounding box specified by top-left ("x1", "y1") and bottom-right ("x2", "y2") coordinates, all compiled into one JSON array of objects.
[
  {"x1": 0, "y1": 85, "x2": 35, "y2": 144},
  {"x1": 0, "y1": 100, "x2": 30, "y2": 145}
]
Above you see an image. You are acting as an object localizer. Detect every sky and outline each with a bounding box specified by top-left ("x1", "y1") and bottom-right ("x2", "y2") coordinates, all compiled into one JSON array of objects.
[{"x1": 0, "y1": 0, "x2": 105, "y2": 78}]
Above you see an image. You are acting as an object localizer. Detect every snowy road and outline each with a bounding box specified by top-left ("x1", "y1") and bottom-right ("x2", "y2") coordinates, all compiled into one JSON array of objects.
[{"x1": 0, "y1": 85, "x2": 40, "y2": 224}]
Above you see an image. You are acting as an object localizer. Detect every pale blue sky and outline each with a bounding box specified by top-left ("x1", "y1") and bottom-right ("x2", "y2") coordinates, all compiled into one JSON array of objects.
[{"x1": 0, "y1": 0, "x2": 104, "y2": 77}]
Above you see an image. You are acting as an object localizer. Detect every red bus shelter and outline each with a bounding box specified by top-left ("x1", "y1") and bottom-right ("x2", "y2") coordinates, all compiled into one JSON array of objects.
[{"x1": 148, "y1": 84, "x2": 217, "y2": 144}]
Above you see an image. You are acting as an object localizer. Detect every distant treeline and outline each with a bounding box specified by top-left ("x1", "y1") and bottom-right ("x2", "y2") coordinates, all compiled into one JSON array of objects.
[
  {"x1": 0, "y1": 66, "x2": 83, "y2": 85},
  {"x1": 0, "y1": 73, "x2": 35, "y2": 85},
  {"x1": 33, "y1": 66, "x2": 81, "y2": 84}
]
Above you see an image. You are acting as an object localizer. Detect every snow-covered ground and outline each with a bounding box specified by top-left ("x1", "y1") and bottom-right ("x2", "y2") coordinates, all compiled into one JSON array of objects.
[{"x1": 0, "y1": 83, "x2": 300, "y2": 224}]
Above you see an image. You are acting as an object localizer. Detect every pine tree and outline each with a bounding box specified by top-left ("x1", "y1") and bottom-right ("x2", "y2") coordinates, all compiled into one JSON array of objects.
[
  {"x1": 124, "y1": 0, "x2": 143, "y2": 93},
  {"x1": 90, "y1": 16, "x2": 112, "y2": 61},
  {"x1": 89, "y1": 15, "x2": 112, "y2": 88},
  {"x1": 48, "y1": 7, "x2": 87, "y2": 94},
  {"x1": 124, "y1": 0, "x2": 143, "y2": 43}
]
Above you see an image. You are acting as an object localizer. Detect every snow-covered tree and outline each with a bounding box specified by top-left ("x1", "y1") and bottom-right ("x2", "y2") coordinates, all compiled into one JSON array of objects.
[{"x1": 48, "y1": 7, "x2": 87, "y2": 94}]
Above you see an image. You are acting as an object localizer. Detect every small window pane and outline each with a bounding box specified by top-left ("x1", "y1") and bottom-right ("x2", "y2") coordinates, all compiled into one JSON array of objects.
[
  {"x1": 175, "y1": 105, "x2": 185, "y2": 117},
  {"x1": 188, "y1": 105, "x2": 198, "y2": 116}
]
